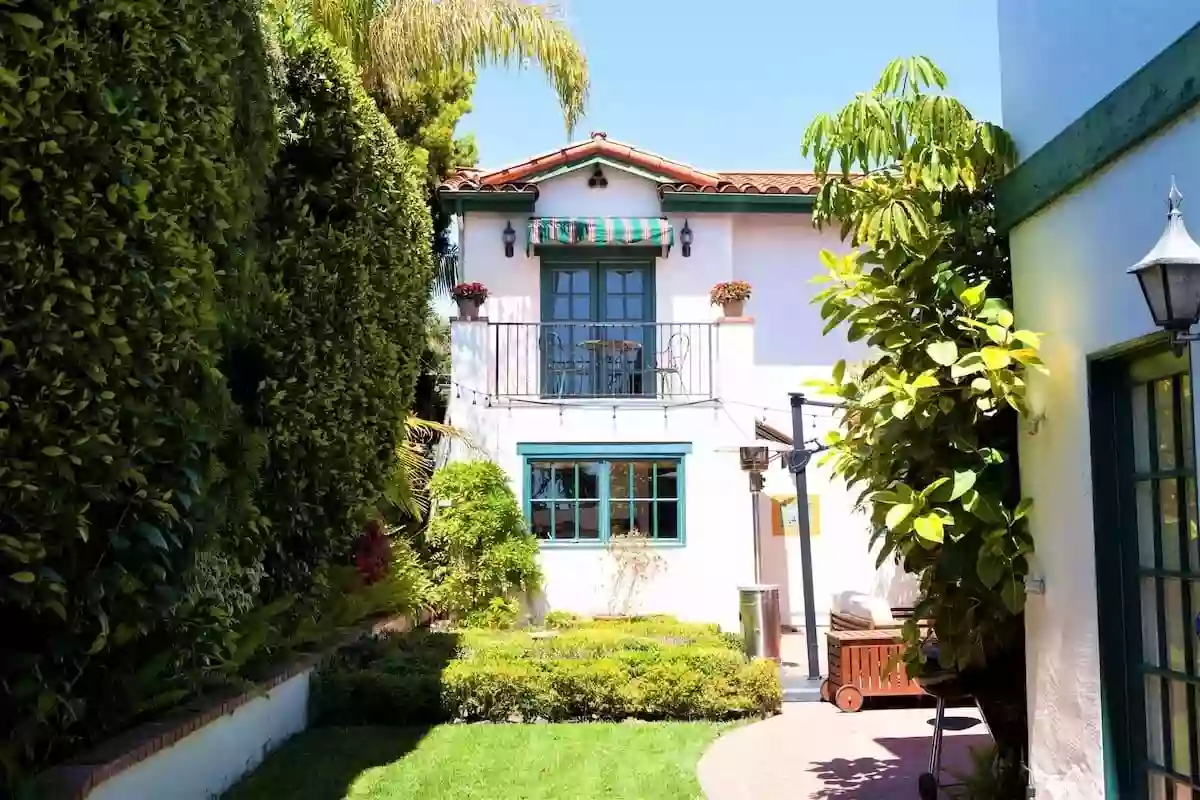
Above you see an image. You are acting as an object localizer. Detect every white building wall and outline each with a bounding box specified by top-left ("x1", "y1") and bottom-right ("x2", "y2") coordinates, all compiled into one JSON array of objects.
[
  {"x1": 1000, "y1": 3, "x2": 1200, "y2": 793},
  {"x1": 998, "y1": 1, "x2": 1200, "y2": 158},
  {"x1": 451, "y1": 166, "x2": 898, "y2": 631}
]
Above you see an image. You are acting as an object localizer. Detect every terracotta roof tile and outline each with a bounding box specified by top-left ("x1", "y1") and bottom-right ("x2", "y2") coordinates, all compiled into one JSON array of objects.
[
  {"x1": 437, "y1": 134, "x2": 828, "y2": 197},
  {"x1": 714, "y1": 172, "x2": 824, "y2": 195}
]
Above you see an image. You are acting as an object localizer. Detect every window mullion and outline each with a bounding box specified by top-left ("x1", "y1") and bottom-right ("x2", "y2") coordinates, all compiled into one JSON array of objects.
[
  {"x1": 599, "y1": 461, "x2": 610, "y2": 541},
  {"x1": 574, "y1": 464, "x2": 580, "y2": 542}
]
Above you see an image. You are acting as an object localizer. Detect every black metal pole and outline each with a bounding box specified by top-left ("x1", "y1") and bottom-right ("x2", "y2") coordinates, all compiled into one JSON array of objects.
[{"x1": 789, "y1": 392, "x2": 821, "y2": 681}]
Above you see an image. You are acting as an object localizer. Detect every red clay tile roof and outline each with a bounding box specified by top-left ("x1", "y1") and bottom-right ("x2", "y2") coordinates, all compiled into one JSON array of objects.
[
  {"x1": 473, "y1": 132, "x2": 720, "y2": 188},
  {"x1": 437, "y1": 133, "x2": 826, "y2": 197}
]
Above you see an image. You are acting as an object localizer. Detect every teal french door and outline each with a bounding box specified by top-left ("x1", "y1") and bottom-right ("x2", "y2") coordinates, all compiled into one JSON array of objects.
[
  {"x1": 1091, "y1": 345, "x2": 1200, "y2": 799},
  {"x1": 539, "y1": 257, "x2": 655, "y2": 397}
]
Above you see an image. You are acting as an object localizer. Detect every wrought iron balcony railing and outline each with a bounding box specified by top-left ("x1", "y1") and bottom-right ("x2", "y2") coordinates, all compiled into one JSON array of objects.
[{"x1": 487, "y1": 322, "x2": 714, "y2": 400}]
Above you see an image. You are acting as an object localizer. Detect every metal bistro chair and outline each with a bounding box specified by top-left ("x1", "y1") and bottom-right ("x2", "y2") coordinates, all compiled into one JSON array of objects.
[
  {"x1": 541, "y1": 330, "x2": 589, "y2": 397},
  {"x1": 650, "y1": 332, "x2": 690, "y2": 396}
]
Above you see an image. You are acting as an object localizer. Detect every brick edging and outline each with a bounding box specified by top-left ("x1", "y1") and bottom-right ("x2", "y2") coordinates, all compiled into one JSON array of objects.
[{"x1": 36, "y1": 612, "x2": 425, "y2": 799}]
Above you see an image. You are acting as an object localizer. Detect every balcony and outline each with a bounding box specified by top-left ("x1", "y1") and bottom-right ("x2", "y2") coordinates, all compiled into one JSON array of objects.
[{"x1": 486, "y1": 322, "x2": 715, "y2": 399}]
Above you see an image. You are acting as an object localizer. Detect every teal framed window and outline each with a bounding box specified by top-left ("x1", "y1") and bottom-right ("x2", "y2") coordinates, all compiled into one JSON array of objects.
[{"x1": 518, "y1": 443, "x2": 689, "y2": 546}]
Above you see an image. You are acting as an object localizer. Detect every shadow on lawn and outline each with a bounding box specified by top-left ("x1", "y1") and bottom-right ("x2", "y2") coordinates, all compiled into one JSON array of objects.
[
  {"x1": 225, "y1": 629, "x2": 460, "y2": 799},
  {"x1": 807, "y1": 732, "x2": 992, "y2": 799},
  {"x1": 226, "y1": 726, "x2": 437, "y2": 799}
]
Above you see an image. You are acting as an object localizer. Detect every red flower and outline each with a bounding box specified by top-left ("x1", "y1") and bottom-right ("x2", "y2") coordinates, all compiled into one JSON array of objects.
[
  {"x1": 353, "y1": 520, "x2": 392, "y2": 584},
  {"x1": 452, "y1": 282, "x2": 489, "y2": 303}
]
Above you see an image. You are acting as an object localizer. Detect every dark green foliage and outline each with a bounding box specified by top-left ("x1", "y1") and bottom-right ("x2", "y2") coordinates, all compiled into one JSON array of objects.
[
  {"x1": 0, "y1": 0, "x2": 275, "y2": 776},
  {"x1": 375, "y1": 69, "x2": 478, "y2": 262},
  {"x1": 0, "y1": 6, "x2": 434, "y2": 783},
  {"x1": 253, "y1": 26, "x2": 433, "y2": 597},
  {"x1": 311, "y1": 620, "x2": 781, "y2": 726}
]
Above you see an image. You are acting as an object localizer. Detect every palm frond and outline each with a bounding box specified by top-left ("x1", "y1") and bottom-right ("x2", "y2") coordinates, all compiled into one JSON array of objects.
[
  {"x1": 371, "y1": 0, "x2": 588, "y2": 132},
  {"x1": 388, "y1": 415, "x2": 476, "y2": 517},
  {"x1": 435, "y1": 244, "x2": 461, "y2": 296}
]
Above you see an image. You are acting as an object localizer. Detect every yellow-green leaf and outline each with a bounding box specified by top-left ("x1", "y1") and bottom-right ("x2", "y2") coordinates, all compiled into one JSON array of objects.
[
  {"x1": 960, "y1": 281, "x2": 988, "y2": 309},
  {"x1": 892, "y1": 399, "x2": 914, "y2": 419},
  {"x1": 981, "y1": 347, "x2": 1012, "y2": 370},
  {"x1": 861, "y1": 385, "x2": 892, "y2": 405},
  {"x1": 11, "y1": 13, "x2": 44, "y2": 29},
  {"x1": 926, "y1": 340, "x2": 958, "y2": 366},
  {"x1": 997, "y1": 309, "x2": 1014, "y2": 328},
  {"x1": 913, "y1": 514, "x2": 944, "y2": 543},
  {"x1": 10, "y1": 571, "x2": 35, "y2": 584},
  {"x1": 885, "y1": 503, "x2": 915, "y2": 531},
  {"x1": 41, "y1": 446, "x2": 65, "y2": 457}
]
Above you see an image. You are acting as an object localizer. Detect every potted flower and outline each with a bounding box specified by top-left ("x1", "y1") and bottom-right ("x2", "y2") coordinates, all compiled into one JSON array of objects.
[
  {"x1": 452, "y1": 281, "x2": 489, "y2": 320},
  {"x1": 710, "y1": 280, "x2": 752, "y2": 317}
]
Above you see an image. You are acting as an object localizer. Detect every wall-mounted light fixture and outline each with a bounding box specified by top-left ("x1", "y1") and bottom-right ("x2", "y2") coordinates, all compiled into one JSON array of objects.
[
  {"x1": 502, "y1": 220, "x2": 516, "y2": 258},
  {"x1": 680, "y1": 220, "x2": 693, "y2": 258},
  {"x1": 1129, "y1": 178, "x2": 1200, "y2": 354}
]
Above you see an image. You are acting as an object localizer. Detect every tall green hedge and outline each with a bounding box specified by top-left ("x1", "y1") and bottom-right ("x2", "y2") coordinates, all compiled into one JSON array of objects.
[
  {"x1": 0, "y1": 5, "x2": 434, "y2": 781},
  {"x1": 253, "y1": 25, "x2": 433, "y2": 597},
  {"x1": 0, "y1": 0, "x2": 275, "y2": 773}
]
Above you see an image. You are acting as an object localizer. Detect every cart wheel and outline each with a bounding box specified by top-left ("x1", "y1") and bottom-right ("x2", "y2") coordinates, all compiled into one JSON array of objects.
[
  {"x1": 834, "y1": 684, "x2": 863, "y2": 713},
  {"x1": 917, "y1": 772, "x2": 939, "y2": 800},
  {"x1": 819, "y1": 679, "x2": 834, "y2": 703}
]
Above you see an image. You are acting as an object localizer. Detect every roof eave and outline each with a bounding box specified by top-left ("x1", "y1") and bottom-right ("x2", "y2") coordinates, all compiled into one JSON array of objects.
[{"x1": 659, "y1": 191, "x2": 817, "y2": 213}]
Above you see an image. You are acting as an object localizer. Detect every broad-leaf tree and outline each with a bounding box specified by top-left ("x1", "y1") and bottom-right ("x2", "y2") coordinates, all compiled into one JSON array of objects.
[
  {"x1": 803, "y1": 56, "x2": 1039, "y2": 786},
  {"x1": 283, "y1": 0, "x2": 589, "y2": 132}
]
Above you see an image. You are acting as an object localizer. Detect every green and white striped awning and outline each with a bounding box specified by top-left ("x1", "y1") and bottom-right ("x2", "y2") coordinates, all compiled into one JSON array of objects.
[{"x1": 527, "y1": 217, "x2": 674, "y2": 252}]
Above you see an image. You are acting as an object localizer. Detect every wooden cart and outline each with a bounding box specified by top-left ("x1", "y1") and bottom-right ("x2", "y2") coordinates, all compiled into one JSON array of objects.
[{"x1": 820, "y1": 628, "x2": 923, "y2": 712}]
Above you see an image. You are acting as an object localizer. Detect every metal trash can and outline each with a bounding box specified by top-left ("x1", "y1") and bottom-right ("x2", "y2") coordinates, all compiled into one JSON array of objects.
[{"x1": 738, "y1": 584, "x2": 782, "y2": 660}]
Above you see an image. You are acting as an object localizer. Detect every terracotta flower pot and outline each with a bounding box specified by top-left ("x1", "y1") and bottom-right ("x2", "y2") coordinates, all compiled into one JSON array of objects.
[
  {"x1": 456, "y1": 298, "x2": 481, "y2": 320},
  {"x1": 721, "y1": 299, "x2": 745, "y2": 317}
]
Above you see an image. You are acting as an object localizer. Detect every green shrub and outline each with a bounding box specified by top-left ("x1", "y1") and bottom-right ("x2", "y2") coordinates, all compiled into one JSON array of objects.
[
  {"x1": 252, "y1": 22, "x2": 433, "y2": 598},
  {"x1": 310, "y1": 619, "x2": 781, "y2": 725},
  {"x1": 462, "y1": 597, "x2": 520, "y2": 629},
  {"x1": 0, "y1": 0, "x2": 274, "y2": 777},
  {"x1": 543, "y1": 610, "x2": 583, "y2": 629},
  {"x1": 425, "y1": 461, "x2": 541, "y2": 617}
]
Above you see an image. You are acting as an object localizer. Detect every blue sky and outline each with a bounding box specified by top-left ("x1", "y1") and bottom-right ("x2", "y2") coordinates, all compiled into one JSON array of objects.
[{"x1": 461, "y1": 0, "x2": 1001, "y2": 171}]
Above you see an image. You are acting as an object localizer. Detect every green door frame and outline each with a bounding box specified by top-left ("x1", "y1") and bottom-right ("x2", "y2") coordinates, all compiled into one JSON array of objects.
[
  {"x1": 538, "y1": 248, "x2": 658, "y2": 398},
  {"x1": 1089, "y1": 333, "x2": 1193, "y2": 799}
]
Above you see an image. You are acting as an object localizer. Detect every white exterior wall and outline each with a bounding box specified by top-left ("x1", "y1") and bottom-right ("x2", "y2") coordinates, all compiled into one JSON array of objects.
[
  {"x1": 451, "y1": 165, "x2": 899, "y2": 631},
  {"x1": 88, "y1": 669, "x2": 310, "y2": 800},
  {"x1": 999, "y1": 4, "x2": 1200, "y2": 797}
]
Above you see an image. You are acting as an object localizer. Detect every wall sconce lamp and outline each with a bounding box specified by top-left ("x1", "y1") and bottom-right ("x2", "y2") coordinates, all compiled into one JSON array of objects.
[
  {"x1": 502, "y1": 221, "x2": 516, "y2": 258},
  {"x1": 680, "y1": 220, "x2": 693, "y2": 258},
  {"x1": 1129, "y1": 179, "x2": 1200, "y2": 354}
]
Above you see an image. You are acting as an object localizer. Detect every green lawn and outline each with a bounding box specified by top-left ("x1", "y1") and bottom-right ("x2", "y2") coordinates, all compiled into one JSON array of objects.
[{"x1": 224, "y1": 723, "x2": 724, "y2": 800}]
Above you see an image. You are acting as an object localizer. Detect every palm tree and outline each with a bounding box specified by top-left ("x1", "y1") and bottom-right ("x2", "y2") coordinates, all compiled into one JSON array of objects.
[{"x1": 298, "y1": 0, "x2": 589, "y2": 131}]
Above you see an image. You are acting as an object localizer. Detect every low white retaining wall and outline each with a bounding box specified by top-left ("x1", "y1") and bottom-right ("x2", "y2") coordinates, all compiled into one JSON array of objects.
[
  {"x1": 40, "y1": 614, "x2": 424, "y2": 799},
  {"x1": 89, "y1": 668, "x2": 311, "y2": 800}
]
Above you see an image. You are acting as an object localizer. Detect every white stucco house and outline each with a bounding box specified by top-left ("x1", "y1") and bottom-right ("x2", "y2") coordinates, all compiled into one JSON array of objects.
[
  {"x1": 440, "y1": 133, "x2": 913, "y2": 633},
  {"x1": 997, "y1": 5, "x2": 1200, "y2": 799}
]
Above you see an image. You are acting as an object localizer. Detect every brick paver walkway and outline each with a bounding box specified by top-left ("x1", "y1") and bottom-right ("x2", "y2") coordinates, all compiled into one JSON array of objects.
[{"x1": 698, "y1": 700, "x2": 991, "y2": 799}]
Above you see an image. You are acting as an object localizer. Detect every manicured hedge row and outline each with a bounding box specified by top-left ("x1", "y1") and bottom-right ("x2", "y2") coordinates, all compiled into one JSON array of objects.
[{"x1": 311, "y1": 622, "x2": 781, "y2": 725}]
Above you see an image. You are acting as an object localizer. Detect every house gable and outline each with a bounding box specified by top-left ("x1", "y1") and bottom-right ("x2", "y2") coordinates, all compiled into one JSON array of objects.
[{"x1": 438, "y1": 132, "x2": 826, "y2": 214}]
